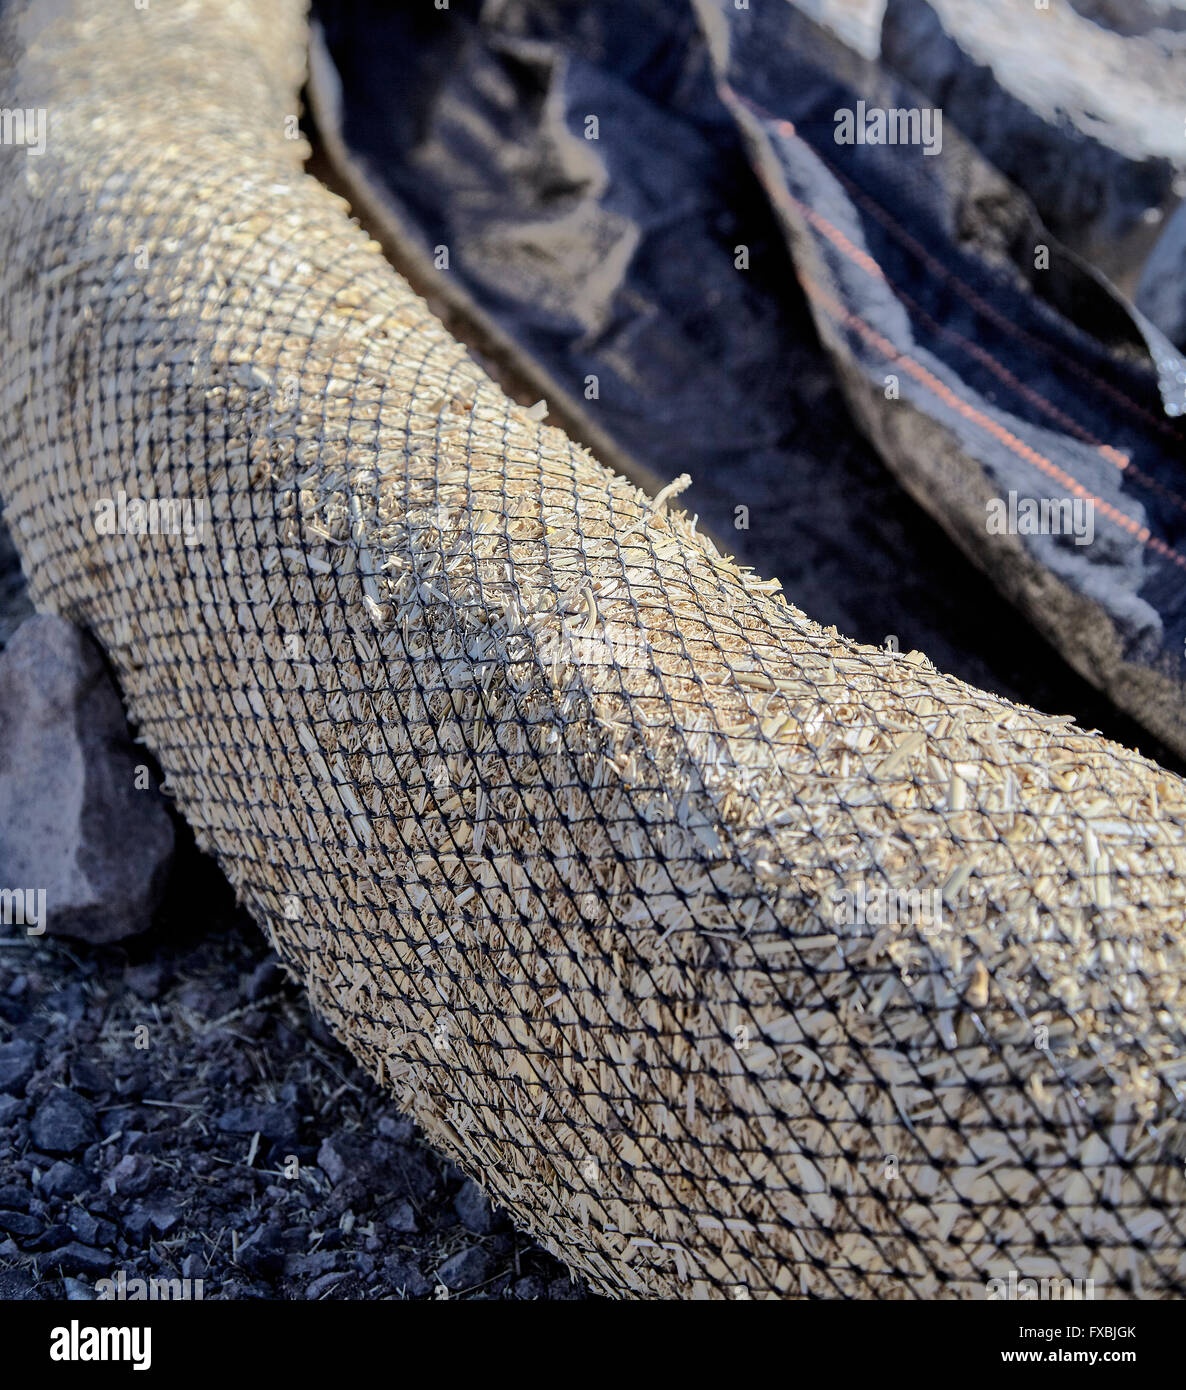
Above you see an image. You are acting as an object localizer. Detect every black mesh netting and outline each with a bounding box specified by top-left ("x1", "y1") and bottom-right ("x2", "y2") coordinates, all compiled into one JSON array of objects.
[{"x1": 2, "y1": 0, "x2": 1186, "y2": 1299}]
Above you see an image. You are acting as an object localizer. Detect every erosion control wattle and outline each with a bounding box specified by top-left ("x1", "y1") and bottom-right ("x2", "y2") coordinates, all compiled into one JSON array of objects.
[{"x1": 2, "y1": 0, "x2": 1186, "y2": 1298}]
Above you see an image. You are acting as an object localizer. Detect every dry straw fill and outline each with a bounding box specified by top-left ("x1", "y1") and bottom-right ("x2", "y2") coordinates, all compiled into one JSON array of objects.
[{"x1": 2, "y1": 0, "x2": 1186, "y2": 1298}]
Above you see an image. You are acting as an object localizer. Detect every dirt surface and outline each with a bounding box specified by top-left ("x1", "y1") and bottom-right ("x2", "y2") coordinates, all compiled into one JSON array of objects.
[{"x1": 0, "y1": 818, "x2": 592, "y2": 1301}]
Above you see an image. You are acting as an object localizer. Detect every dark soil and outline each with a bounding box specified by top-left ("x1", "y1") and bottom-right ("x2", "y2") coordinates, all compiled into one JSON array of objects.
[{"x1": 0, "y1": 819, "x2": 591, "y2": 1302}]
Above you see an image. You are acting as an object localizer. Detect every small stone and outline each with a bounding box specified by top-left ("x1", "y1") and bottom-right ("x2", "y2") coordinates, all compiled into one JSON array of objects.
[
  {"x1": 548, "y1": 1274, "x2": 584, "y2": 1300},
  {"x1": 124, "y1": 962, "x2": 168, "y2": 1000},
  {"x1": 385, "y1": 1200, "x2": 418, "y2": 1234},
  {"x1": 0, "y1": 1095, "x2": 25, "y2": 1125},
  {"x1": 39, "y1": 1161, "x2": 87, "y2": 1198},
  {"x1": 305, "y1": 1270, "x2": 347, "y2": 1299},
  {"x1": 317, "y1": 1136, "x2": 353, "y2": 1185},
  {"x1": 245, "y1": 958, "x2": 283, "y2": 1002},
  {"x1": 145, "y1": 1202, "x2": 180, "y2": 1235},
  {"x1": 0, "y1": 1039, "x2": 36, "y2": 1094},
  {"x1": 218, "y1": 1104, "x2": 298, "y2": 1146},
  {"x1": 381, "y1": 1257, "x2": 431, "y2": 1298},
  {"x1": 0, "y1": 615, "x2": 175, "y2": 943},
  {"x1": 513, "y1": 1275, "x2": 546, "y2": 1299},
  {"x1": 68, "y1": 1209, "x2": 117, "y2": 1247},
  {"x1": 0, "y1": 1208, "x2": 41, "y2": 1238},
  {"x1": 453, "y1": 1179, "x2": 498, "y2": 1235},
  {"x1": 64, "y1": 1277, "x2": 96, "y2": 1301},
  {"x1": 48, "y1": 1242, "x2": 113, "y2": 1277},
  {"x1": 377, "y1": 1114, "x2": 415, "y2": 1144},
  {"x1": 69, "y1": 1058, "x2": 113, "y2": 1095},
  {"x1": 107, "y1": 1153, "x2": 154, "y2": 1196},
  {"x1": 30, "y1": 1089, "x2": 97, "y2": 1154},
  {"x1": 435, "y1": 1245, "x2": 489, "y2": 1291}
]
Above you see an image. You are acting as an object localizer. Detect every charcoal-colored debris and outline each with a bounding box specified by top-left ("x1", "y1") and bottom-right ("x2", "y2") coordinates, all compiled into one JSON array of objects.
[
  {"x1": 0, "y1": 1040, "x2": 36, "y2": 1094},
  {"x1": 0, "y1": 614, "x2": 175, "y2": 944},
  {"x1": 381, "y1": 1257, "x2": 431, "y2": 1298},
  {"x1": 68, "y1": 1058, "x2": 113, "y2": 1095},
  {"x1": 37, "y1": 1161, "x2": 87, "y2": 1199},
  {"x1": 385, "y1": 1200, "x2": 418, "y2": 1234},
  {"x1": 236, "y1": 1225, "x2": 286, "y2": 1277},
  {"x1": 316, "y1": 1136, "x2": 354, "y2": 1185},
  {"x1": 0, "y1": 1268, "x2": 38, "y2": 1300},
  {"x1": 124, "y1": 961, "x2": 170, "y2": 1000},
  {"x1": 218, "y1": 1104, "x2": 300, "y2": 1146},
  {"x1": 435, "y1": 1245, "x2": 490, "y2": 1291},
  {"x1": 47, "y1": 1242, "x2": 113, "y2": 1278},
  {"x1": 67, "y1": 1209, "x2": 116, "y2": 1248},
  {"x1": 29, "y1": 1089, "x2": 97, "y2": 1155},
  {"x1": 0, "y1": 891, "x2": 591, "y2": 1301},
  {"x1": 0, "y1": 1209, "x2": 40, "y2": 1239},
  {"x1": 376, "y1": 1114, "x2": 415, "y2": 1144},
  {"x1": 106, "y1": 1153, "x2": 154, "y2": 1197},
  {"x1": 453, "y1": 1180, "x2": 500, "y2": 1236},
  {"x1": 305, "y1": 1270, "x2": 347, "y2": 1299}
]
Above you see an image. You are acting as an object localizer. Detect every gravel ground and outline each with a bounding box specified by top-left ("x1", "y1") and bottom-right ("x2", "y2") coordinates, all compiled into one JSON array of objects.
[{"x1": 0, "y1": 828, "x2": 592, "y2": 1301}]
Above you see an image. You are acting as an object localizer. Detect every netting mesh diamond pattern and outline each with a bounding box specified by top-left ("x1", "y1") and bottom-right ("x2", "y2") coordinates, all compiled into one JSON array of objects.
[{"x1": 1, "y1": 0, "x2": 1185, "y2": 1298}]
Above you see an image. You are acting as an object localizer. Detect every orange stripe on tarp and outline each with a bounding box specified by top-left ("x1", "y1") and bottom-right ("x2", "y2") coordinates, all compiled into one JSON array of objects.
[{"x1": 800, "y1": 271, "x2": 1186, "y2": 571}]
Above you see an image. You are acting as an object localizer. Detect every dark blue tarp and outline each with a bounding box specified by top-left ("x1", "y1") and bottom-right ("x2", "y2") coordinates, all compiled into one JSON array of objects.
[{"x1": 311, "y1": 0, "x2": 1186, "y2": 764}]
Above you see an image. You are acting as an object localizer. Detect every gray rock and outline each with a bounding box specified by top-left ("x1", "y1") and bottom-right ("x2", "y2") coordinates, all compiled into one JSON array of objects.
[
  {"x1": 435, "y1": 1245, "x2": 489, "y2": 1291},
  {"x1": 0, "y1": 1039, "x2": 36, "y2": 1094},
  {"x1": 376, "y1": 1114, "x2": 415, "y2": 1143},
  {"x1": 317, "y1": 1136, "x2": 351, "y2": 1185},
  {"x1": 48, "y1": 1242, "x2": 113, "y2": 1277},
  {"x1": 385, "y1": 1200, "x2": 418, "y2": 1234},
  {"x1": 1137, "y1": 196, "x2": 1186, "y2": 348},
  {"x1": 381, "y1": 1257, "x2": 431, "y2": 1298},
  {"x1": 0, "y1": 615, "x2": 175, "y2": 943},
  {"x1": 64, "y1": 1277, "x2": 96, "y2": 1301},
  {"x1": 0, "y1": 1095, "x2": 25, "y2": 1125},
  {"x1": 38, "y1": 1160, "x2": 87, "y2": 1198},
  {"x1": 453, "y1": 1179, "x2": 498, "y2": 1235},
  {"x1": 880, "y1": 0, "x2": 1186, "y2": 286},
  {"x1": 219, "y1": 1104, "x2": 299, "y2": 1146},
  {"x1": 124, "y1": 962, "x2": 169, "y2": 1000},
  {"x1": 283, "y1": 1249, "x2": 343, "y2": 1278},
  {"x1": 67, "y1": 1208, "x2": 116, "y2": 1247},
  {"x1": 0, "y1": 1208, "x2": 41, "y2": 1238},
  {"x1": 305, "y1": 1270, "x2": 347, "y2": 1299},
  {"x1": 107, "y1": 1153, "x2": 154, "y2": 1196},
  {"x1": 30, "y1": 1089, "x2": 97, "y2": 1155},
  {"x1": 245, "y1": 958, "x2": 283, "y2": 1002}
]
